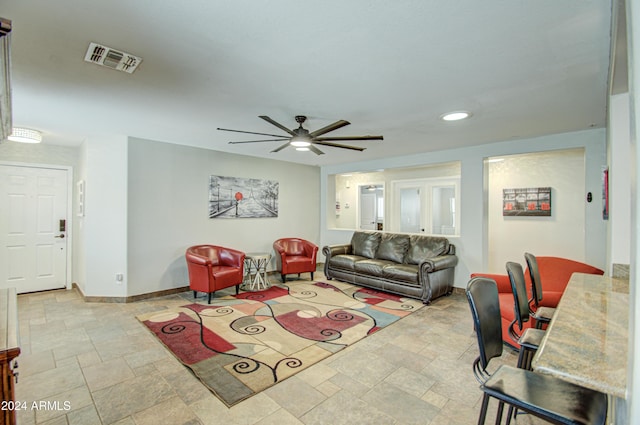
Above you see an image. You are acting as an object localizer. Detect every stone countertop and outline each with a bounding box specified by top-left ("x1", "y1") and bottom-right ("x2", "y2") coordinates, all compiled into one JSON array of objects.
[{"x1": 532, "y1": 272, "x2": 629, "y2": 399}]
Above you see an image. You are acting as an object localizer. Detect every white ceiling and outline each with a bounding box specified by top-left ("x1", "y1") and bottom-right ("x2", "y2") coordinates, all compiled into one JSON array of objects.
[{"x1": 3, "y1": 1, "x2": 613, "y2": 166}]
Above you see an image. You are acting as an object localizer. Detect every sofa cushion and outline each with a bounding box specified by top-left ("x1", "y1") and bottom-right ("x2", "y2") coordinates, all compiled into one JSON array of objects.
[
  {"x1": 351, "y1": 231, "x2": 381, "y2": 259},
  {"x1": 354, "y1": 259, "x2": 396, "y2": 276},
  {"x1": 382, "y1": 264, "x2": 420, "y2": 286},
  {"x1": 328, "y1": 255, "x2": 366, "y2": 271},
  {"x1": 375, "y1": 233, "x2": 410, "y2": 263},
  {"x1": 405, "y1": 235, "x2": 449, "y2": 265}
]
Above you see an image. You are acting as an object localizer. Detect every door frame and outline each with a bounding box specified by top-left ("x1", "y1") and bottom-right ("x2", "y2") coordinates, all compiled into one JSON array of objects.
[
  {"x1": 0, "y1": 160, "x2": 74, "y2": 291},
  {"x1": 357, "y1": 182, "x2": 384, "y2": 231}
]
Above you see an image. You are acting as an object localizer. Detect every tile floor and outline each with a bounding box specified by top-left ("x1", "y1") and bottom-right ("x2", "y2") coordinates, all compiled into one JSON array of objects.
[{"x1": 14, "y1": 273, "x2": 547, "y2": 425}]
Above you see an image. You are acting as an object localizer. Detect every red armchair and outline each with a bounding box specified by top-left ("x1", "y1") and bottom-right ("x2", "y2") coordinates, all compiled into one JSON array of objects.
[
  {"x1": 471, "y1": 256, "x2": 604, "y2": 349},
  {"x1": 186, "y1": 245, "x2": 245, "y2": 304},
  {"x1": 273, "y1": 238, "x2": 319, "y2": 283}
]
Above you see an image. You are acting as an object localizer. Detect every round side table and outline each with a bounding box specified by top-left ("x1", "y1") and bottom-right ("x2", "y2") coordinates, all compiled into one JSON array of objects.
[{"x1": 241, "y1": 252, "x2": 272, "y2": 291}]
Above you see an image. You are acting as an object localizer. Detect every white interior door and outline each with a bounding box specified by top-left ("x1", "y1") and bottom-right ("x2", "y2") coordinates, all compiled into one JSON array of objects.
[
  {"x1": 359, "y1": 192, "x2": 377, "y2": 230},
  {"x1": 0, "y1": 165, "x2": 68, "y2": 293}
]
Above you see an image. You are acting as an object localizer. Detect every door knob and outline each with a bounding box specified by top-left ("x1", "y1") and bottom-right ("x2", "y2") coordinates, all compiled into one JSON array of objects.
[{"x1": 54, "y1": 234, "x2": 65, "y2": 238}]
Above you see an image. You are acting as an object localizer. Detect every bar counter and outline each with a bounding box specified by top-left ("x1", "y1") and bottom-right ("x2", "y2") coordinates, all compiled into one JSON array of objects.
[{"x1": 532, "y1": 272, "x2": 629, "y2": 399}]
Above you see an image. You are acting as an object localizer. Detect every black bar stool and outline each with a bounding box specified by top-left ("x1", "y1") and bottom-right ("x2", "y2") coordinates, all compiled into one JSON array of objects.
[
  {"x1": 506, "y1": 261, "x2": 545, "y2": 370},
  {"x1": 524, "y1": 252, "x2": 556, "y2": 329},
  {"x1": 466, "y1": 276, "x2": 608, "y2": 425}
]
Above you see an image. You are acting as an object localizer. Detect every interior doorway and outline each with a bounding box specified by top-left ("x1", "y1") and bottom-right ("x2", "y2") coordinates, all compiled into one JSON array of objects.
[{"x1": 359, "y1": 184, "x2": 383, "y2": 230}]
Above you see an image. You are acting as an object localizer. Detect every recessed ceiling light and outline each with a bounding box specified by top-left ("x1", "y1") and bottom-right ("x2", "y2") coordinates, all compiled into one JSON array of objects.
[
  {"x1": 440, "y1": 111, "x2": 472, "y2": 121},
  {"x1": 7, "y1": 128, "x2": 42, "y2": 143}
]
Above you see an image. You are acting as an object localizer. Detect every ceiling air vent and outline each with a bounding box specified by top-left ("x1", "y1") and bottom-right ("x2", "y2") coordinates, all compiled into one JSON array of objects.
[{"x1": 84, "y1": 42, "x2": 142, "y2": 74}]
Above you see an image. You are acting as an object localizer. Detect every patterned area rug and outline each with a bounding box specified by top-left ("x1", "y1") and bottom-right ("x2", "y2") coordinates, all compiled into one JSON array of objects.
[{"x1": 138, "y1": 280, "x2": 424, "y2": 406}]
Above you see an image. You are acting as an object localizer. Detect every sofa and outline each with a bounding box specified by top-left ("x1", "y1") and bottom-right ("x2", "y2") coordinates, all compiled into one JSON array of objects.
[
  {"x1": 471, "y1": 256, "x2": 604, "y2": 348},
  {"x1": 323, "y1": 231, "x2": 458, "y2": 304}
]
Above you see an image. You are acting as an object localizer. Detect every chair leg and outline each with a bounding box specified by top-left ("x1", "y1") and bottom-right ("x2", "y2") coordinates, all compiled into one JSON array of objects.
[
  {"x1": 516, "y1": 347, "x2": 527, "y2": 369},
  {"x1": 208, "y1": 292, "x2": 212, "y2": 304},
  {"x1": 506, "y1": 405, "x2": 515, "y2": 425},
  {"x1": 235, "y1": 284, "x2": 239, "y2": 295},
  {"x1": 477, "y1": 393, "x2": 490, "y2": 425},
  {"x1": 494, "y1": 401, "x2": 505, "y2": 425},
  {"x1": 310, "y1": 271, "x2": 314, "y2": 280},
  {"x1": 281, "y1": 274, "x2": 286, "y2": 283},
  {"x1": 193, "y1": 290, "x2": 197, "y2": 299}
]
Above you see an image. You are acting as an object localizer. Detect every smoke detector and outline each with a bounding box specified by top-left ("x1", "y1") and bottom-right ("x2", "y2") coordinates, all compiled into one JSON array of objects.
[{"x1": 84, "y1": 42, "x2": 142, "y2": 74}]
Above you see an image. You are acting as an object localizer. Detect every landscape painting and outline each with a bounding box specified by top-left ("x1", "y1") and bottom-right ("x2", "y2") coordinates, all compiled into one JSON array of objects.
[{"x1": 209, "y1": 175, "x2": 279, "y2": 218}]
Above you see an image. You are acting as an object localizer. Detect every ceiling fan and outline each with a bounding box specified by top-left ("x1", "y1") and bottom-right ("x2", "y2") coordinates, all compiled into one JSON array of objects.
[{"x1": 217, "y1": 115, "x2": 383, "y2": 155}]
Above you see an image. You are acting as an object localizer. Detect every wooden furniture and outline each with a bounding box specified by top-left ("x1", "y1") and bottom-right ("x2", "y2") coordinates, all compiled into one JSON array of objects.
[{"x1": 0, "y1": 288, "x2": 20, "y2": 425}]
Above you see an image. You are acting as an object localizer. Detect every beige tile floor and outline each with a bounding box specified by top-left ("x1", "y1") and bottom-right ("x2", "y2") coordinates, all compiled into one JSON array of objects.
[{"x1": 14, "y1": 273, "x2": 547, "y2": 425}]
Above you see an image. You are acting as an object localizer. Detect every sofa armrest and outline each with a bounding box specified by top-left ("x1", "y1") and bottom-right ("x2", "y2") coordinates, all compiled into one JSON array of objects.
[
  {"x1": 470, "y1": 273, "x2": 512, "y2": 293},
  {"x1": 419, "y1": 254, "x2": 458, "y2": 273},
  {"x1": 322, "y1": 244, "x2": 352, "y2": 259}
]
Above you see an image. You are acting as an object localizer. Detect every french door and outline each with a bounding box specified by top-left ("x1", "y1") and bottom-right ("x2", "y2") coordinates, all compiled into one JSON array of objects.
[{"x1": 391, "y1": 177, "x2": 460, "y2": 235}]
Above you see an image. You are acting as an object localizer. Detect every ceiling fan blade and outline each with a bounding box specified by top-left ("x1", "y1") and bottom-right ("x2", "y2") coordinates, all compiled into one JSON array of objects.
[
  {"x1": 228, "y1": 139, "x2": 289, "y2": 144},
  {"x1": 259, "y1": 116, "x2": 297, "y2": 136},
  {"x1": 314, "y1": 135, "x2": 384, "y2": 141},
  {"x1": 309, "y1": 120, "x2": 350, "y2": 138},
  {"x1": 271, "y1": 142, "x2": 291, "y2": 153},
  {"x1": 313, "y1": 141, "x2": 366, "y2": 151},
  {"x1": 217, "y1": 127, "x2": 290, "y2": 138},
  {"x1": 309, "y1": 145, "x2": 325, "y2": 155}
]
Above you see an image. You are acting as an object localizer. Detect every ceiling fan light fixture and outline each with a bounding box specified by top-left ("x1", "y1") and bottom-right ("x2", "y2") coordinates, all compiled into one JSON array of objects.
[
  {"x1": 295, "y1": 147, "x2": 310, "y2": 151},
  {"x1": 440, "y1": 111, "x2": 472, "y2": 121},
  {"x1": 291, "y1": 139, "x2": 311, "y2": 147},
  {"x1": 7, "y1": 127, "x2": 42, "y2": 143}
]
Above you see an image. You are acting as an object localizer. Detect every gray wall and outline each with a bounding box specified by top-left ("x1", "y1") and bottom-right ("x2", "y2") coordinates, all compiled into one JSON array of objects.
[{"x1": 127, "y1": 138, "x2": 320, "y2": 296}]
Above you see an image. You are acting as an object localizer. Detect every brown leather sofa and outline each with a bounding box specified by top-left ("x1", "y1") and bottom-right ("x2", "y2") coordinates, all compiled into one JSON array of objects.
[
  {"x1": 323, "y1": 231, "x2": 458, "y2": 304},
  {"x1": 273, "y1": 238, "x2": 319, "y2": 283},
  {"x1": 186, "y1": 245, "x2": 245, "y2": 304},
  {"x1": 471, "y1": 256, "x2": 604, "y2": 348}
]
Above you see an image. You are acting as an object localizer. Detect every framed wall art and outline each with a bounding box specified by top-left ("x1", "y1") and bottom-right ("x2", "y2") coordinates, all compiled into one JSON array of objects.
[
  {"x1": 503, "y1": 187, "x2": 551, "y2": 217},
  {"x1": 208, "y1": 175, "x2": 279, "y2": 219}
]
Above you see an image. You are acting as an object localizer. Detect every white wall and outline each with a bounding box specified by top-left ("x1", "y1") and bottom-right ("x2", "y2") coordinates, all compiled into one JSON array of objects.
[
  {"x1": 321, "y1": 128, "x2": 607, "y2": 288},
  {"x1": 82, "y1": 135, "x2": 128, "y2": 297},
  {"x1": 487, "y1": 149, "x2": 587, "y2": 272},
  {"x1": 609, "y1": 93, "x2": 632, "y2": 271},
  {"x1": 625, "y1": 0, "x2": 639, "y2": 421},
  {"x1": 126, "y1": 138, "x2": 320, "y2": 296}
]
